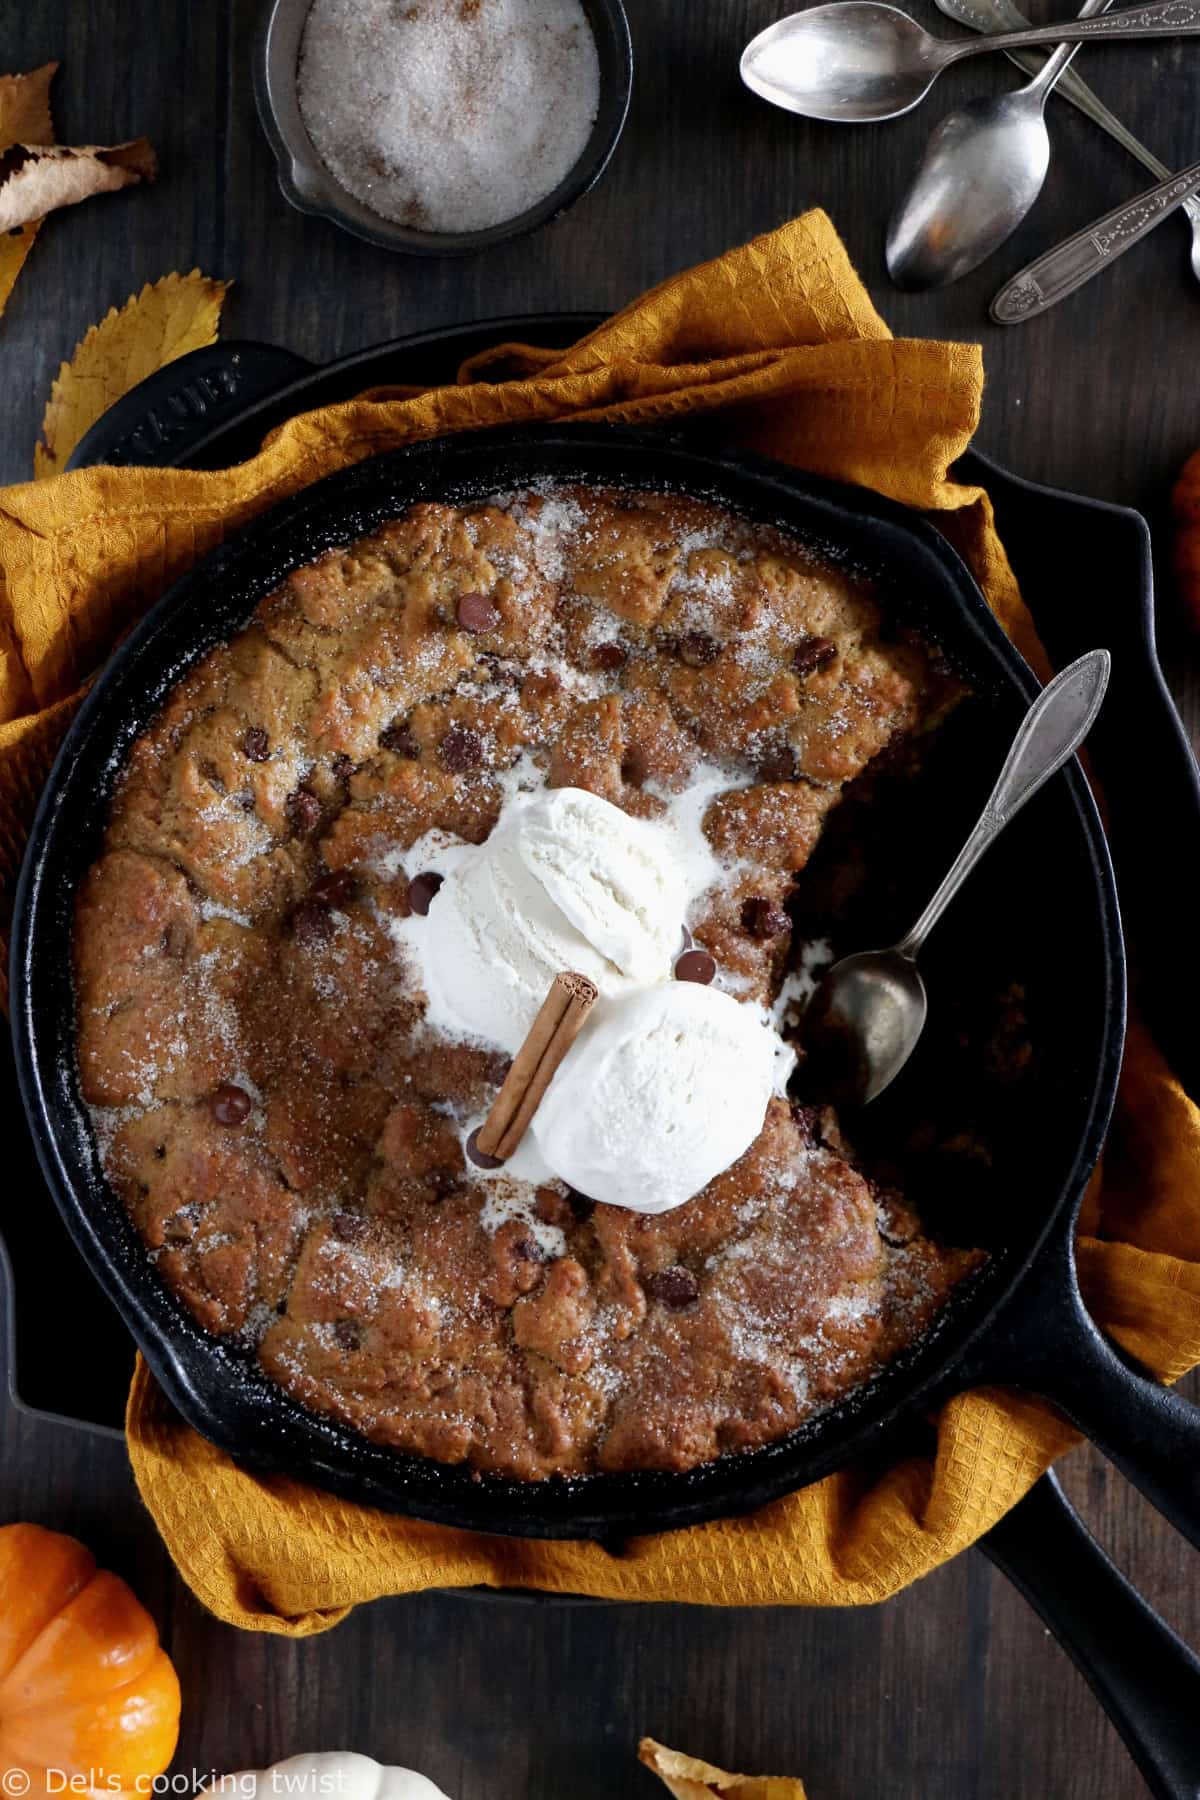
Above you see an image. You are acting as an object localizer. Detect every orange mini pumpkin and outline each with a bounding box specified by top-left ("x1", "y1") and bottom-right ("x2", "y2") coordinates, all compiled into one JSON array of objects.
[
  {"x1": 0, "y1": 1524, "x2": 180, "y2": 1800},
  {"x1": 1172, "y1": 447, "x2": 1200, "y2": 627}
]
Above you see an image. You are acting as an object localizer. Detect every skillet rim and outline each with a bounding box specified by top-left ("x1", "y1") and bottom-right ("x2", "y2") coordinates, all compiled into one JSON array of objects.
[{"x1": 8, "y1": 421, "x2": 1125, "y2": 1538}]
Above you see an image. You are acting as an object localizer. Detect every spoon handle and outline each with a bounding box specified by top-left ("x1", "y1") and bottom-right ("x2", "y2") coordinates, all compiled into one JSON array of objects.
[
  {"x1": 936, "y1": 0, "x2": 1180, "y2": 187},
  {"x1": 992, "y1": 157, "x2": 1200, "y2": 321},
  {"x1": 896, "y1": 650, "x2": 1110, "y2": 959},
  {"x1": 938, "y1": 0, "x2": 1200, "y2": 62}
]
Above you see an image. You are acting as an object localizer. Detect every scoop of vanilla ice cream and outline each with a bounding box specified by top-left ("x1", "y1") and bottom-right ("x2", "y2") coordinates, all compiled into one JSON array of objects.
[
  {"x1": 421, "y1": 787, "x2": 684, "y2": 1054},
  {"x1": 531, "y1": 982, "x2": 788, "y2": 1214},
  {"x1": 514, "y1": 787, "x2": 686, "y2": 983}
]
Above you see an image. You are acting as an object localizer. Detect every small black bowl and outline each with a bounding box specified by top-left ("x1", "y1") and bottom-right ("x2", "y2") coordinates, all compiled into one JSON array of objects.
[{"x1": 254, "y1": 0, "x2": 633, "y2": 257}]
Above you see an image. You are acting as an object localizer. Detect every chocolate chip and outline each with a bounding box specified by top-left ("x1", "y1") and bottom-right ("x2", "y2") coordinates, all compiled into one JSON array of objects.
[
  {"x1": 285, "y1": 786, "x2": 322, "y2": 836},
  {"x1": 407, "y1": 871, "x2": 444, "y2": 915},
  {"x1": 237, "y1": 791, "x2": 256, "y2": 812},
  {"x1": 466, "y1": 1127, "x2": 504, "y2": 1170},
  {"x1": 242, "y1": 726, "x2": 270, "y2": 762},
  {"x1": 620, "y1": 747, "x2": 648, "y2": 788},
  {"x1": 513, "y1": 1236, "x2": 544, "y2": 1263},
  {"x1": 590, "y1": 641, "x2": 627, "y2": 672},
  {"x1": 311, "y1": 868, "x2": 359, "y2": 909},
  {"x1": 291, "y1": 898, "x2": 335, "y2": 947},
  {"x1": 380, "y1": 721, "x2": 421, "y2": 757},
  {"x1": 675, "y1": 948, "x2": 716, "y2": 985},
  {"x1": 566, "y1": 1188, "x2": 596, "y2": 1222},
  {"x1": 645, "y1": 1266, "x2": 699, "y2": 1309},
  {"x1": 331, "y1": 753, "x2": 355, "y2": 784},
  {"x1": 793, "y1": 635, "x2": 838, "y2": 677},
  {"x1": 331, "y1": 1210, "x2": 369, "y2": 1242},
  {"x1": 741, "y1": 896, "x2": 791, "y2": 940},
  {"x1": 440, "y1": 724, "x2": 484, "y2": 772},
  {"x1": 431, "y1": 1170, "x2": 467, "y2": 1202},
  {"x1": 210, "y1": 1083, "x2": 252, "y2": 1127},
  {"x1": 679, "y1": 631, "x2": 719, "y2": 667},
  {"x1": 456, "y1": 591, "x2": 500, "y2": 634},
  {"x1": 333, "y1": 1319, "x2": 364, "y2": 1352}
]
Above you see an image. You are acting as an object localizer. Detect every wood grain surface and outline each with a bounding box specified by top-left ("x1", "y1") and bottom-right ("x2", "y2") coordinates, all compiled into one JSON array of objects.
[{"x1": 2, "y1": 2, "x2": 1199, "y2": 1796}]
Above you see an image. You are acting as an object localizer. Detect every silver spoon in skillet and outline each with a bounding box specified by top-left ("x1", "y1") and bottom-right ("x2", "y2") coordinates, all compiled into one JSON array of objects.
[
  {"x1": 801, "y1": 648, "x2": 1110, "y2": 1104},
  {"x1": 739, "y1": 0, "x2": 1200, "y2": 125}
]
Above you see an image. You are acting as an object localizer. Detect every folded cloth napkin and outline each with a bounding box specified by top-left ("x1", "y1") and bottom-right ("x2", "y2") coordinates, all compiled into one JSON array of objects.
[{"x1": 2, "y1": 212, "x2": 1198, "y2": 1635}]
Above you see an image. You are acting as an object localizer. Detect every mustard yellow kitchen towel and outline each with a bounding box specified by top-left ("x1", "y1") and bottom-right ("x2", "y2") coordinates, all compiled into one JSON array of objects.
[{"x1": 1, "y1": 211, "x2": 1197, "y2": 1632}]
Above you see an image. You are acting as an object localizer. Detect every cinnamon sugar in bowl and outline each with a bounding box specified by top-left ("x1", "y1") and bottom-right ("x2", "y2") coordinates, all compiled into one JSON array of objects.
[{"x1": 255, "y1": 0, "x2": 632, "y2": 255}]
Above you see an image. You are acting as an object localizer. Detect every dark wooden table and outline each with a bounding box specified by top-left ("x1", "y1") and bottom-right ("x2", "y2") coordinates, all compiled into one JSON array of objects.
[{"x1": 3, "y1": 3, "x2": 1200, "y2": 1796}]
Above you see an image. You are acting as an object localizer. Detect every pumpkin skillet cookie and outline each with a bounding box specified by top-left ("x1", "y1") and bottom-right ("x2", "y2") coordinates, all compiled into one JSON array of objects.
[{"x1": 73, "y1": 484, "x2": 982, "y2": 1480}]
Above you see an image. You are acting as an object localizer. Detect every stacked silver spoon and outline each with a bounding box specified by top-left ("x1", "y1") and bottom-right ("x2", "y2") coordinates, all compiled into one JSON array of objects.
[{"x1": 741, "y1": 0, "x2": 1200, "y2": 312}]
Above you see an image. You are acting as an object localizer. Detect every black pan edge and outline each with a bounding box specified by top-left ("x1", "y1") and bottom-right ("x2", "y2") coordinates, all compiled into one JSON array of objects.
[{"x1": 9, "y1": 422, "x2": 1124, "y2": 1537}]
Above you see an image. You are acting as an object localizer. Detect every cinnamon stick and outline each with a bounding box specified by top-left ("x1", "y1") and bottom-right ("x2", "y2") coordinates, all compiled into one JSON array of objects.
[{"x1": 475, "y1": 971, "x2": 597, "y2": 1162}]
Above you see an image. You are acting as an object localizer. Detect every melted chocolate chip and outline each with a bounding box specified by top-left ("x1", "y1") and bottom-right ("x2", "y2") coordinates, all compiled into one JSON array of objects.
[
  {"x1": 679, "y1": 631, "x2": 719, "y2": 668},
  {"x1": 285, "y1": 786, "x2": 322, "y2": 836},
  {"x1": 331, "y1": 753, "x2": 355, "y2": 785},
  {"x1": 210, "y1": 1082, "x2": 252, "y2": 1127},
  {"x1": 741, "y1": 896, "x2": 791, "y2": 940},
  {"x1": 331, "y1": 1211, "x2": 369, "y2": 1242},
  {"x1": 513, "y1": 1236, "x2": 544, "y2": 1262},
  {"x1": 291, "y1": 898, "x2": 335, "y2": 948},
  {"x1": 333, "y1": 1319, "x2": 364, "y2": 1352},
  {"x1": 466, "y1": 1127, "x2": 504, "y2": 1170},
  {"x1": 590, "y1": 641, "x2": 627, "y2": 672},
  {"x1": 645, "y1": 1265, "x2": 699, "y2": 1309},
  {"x1": 793, "y1": 635, "x2": 838, "y2": 677},
  {"x1": 566, "y1": 1188, "x2": 596, "y2": 1222},
  {"x1": 620, "y1": 747, "x2": 648, "y2": 788},
  {"x1": 242, "y1": 726, "x2": 270, "y2": 762},
  {"x1": 456, "y1": 591, "x2": 500, "y2": 634},
  {"x1": 440, "y1": 724, "x2": 484, "y2": 772},
  {"x1": 407, "y1": 871, "x2": 444, "y2": 915},
  {"x1": 758, "y1": 744, "x2": 798, "y2": 784},
  {"x1": 380, "y1": 721, "x2": 421, "y2": 758},
  {"x1": 237, "y1": 791, "x2": 257, "y2": 812},
  {"x1": 311, "y1": 868, "x2": 359, "y2": 910},
  {"x1": 675, "y1": 948, "x2": 716, "y2": 985}
]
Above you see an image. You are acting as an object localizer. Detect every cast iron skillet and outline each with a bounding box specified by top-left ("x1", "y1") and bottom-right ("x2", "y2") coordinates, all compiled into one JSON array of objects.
[
  {"x1": 11, "y1": 321, "x2": 1198, "y2": 1797},
  {"x1": 14, "y1": 412, "x2": 1200, "y2": 1552}
]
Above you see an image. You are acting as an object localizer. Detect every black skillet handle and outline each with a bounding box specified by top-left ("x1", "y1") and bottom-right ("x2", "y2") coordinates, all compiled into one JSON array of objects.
[
  {"x1": 65, "y1": 341, "x2": 314, "y2": 472},
  {"x1": 965, "y1": 1219, "x2": 1200, "y2": 1552},
  {"x1": 979, "y1": 1469, "x2": 1200, "y2": 1800}
]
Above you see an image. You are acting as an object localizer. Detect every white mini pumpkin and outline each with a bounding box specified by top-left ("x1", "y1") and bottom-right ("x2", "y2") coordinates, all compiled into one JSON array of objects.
[{"x1": 206, "y1": 1752, "x2": 450, "y2": 1800}]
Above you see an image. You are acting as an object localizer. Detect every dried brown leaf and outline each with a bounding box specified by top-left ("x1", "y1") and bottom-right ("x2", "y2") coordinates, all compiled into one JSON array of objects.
[
  {"x1": 0, "y1": 63, "x2": 56, "y2": 146},
  {"x1": 639, "y1": 1739, "x2": 808, "y2": 1800},
  {"x1": 35, "y1": 270, "x2": 229, "y2": 477},
  {"x1": 0, "y1": 137, "x2": 156, "y2": 233},
  {"x1": 0, "y1": 63, "x2": 57, "y2": 320}
]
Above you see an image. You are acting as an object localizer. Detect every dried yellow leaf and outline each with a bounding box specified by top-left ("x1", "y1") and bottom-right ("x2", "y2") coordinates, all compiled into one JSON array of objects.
[
  {"x1": 0, "y1": 63, "x2": 57, "y2": 321},
  {"x1": 639, "y1": 1738, "x2": 808, "y2": 1800},
  {"x1": 34, "y1": 270, "x2": 229, "y2": 478},
  {"x1": 0, "y1": 136, "x2": 157, "y2": 233}
]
